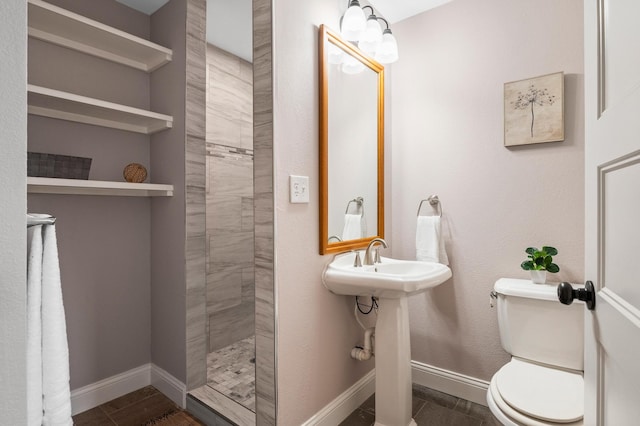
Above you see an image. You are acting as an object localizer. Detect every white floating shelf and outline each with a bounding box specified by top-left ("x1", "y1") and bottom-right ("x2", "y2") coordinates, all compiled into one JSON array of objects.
[
  {"x1": 28, "y1": 177, "x2": 174, "y2": 197},
  {"x1": 28, "y1": 0, "x2": 172, "y2": 72},
  {"x1": 28, "y1": 85, "x2": 173, "y2": 134}
]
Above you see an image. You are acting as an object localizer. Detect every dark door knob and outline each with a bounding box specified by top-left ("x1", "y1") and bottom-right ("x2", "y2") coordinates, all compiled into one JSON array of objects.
[{"x1": 557, "y1": 281, "x2": 596, "y2": 310}]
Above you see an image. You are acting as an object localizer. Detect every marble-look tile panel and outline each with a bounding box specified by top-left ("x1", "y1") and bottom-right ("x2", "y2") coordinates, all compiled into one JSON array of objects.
[
  {"x1": 186, "y1": 235, "x2": 207, "y2": 291},
  {"x1": 253, "y1": 143, "x2": 273, "y2": 187},
  {"x1": 186, "y1": 185, "x2": 206, "y2": 239},
  {"x1": 239, "y1": 59, "x2": 253, "y2": 84},
  {"x1": 207, "y1": 195, "x2": 243, "y2": 231},
  {"x1": 240, "y1": 117, "x2": 254, "y2": 150},
  {"x1": 209, "y1": 72, "x2": 252, "y2": 112},
  {"x1": 207, "y1": 44, "x2": 244, "y2": 79},
  {"x1": 209, "y1": 301, "x2": 254, "y2": 352},
  {"x1": 206, "y1": 268, "x2": 242, "y2": 312},
  {"x1": 206, "y1": 44, "x2": 253, "y2": 151},
  {"x1": 252, "y1": 0, "x2": 275, "y2": 422},
  {"x1": 211, "y1": 158, "x2": 253, "y2": 197},
  {"x1": 186, "y1": 281, "x2": 207, "y2": 388},
  {"x1": 242, "y1": 197, "x2": 255, "y2": 231},
  {"x1": 185, "y1": 0, "x2": 207, "y2": 391},
  {"x1": 186, "y1": 83, "x2": 207, "y2": 139},
  {"x1": 206, "y1": 115, "x2": 242, "y2": 148},
  {"x1": 210, "y1": 230, "x2": 254, "y2": 267},
  {"x1": 242, "y1": 267, "x2": 255, "y2": 301}
]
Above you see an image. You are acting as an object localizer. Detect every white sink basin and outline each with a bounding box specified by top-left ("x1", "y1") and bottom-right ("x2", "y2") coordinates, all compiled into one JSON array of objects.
[{"x1": 322, "y1": 251, "x2": 452, "y2": 299}]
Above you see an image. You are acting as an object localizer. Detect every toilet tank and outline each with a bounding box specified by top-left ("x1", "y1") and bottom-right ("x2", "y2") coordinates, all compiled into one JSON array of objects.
[{"x1": 495, "y1": 278, "x2": 584, "y2": 371}]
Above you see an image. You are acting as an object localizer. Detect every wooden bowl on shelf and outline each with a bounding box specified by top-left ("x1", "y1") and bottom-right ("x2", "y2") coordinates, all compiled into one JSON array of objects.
[{"x1": 123, "y1": 163, "x2": 147, "y2": 183}]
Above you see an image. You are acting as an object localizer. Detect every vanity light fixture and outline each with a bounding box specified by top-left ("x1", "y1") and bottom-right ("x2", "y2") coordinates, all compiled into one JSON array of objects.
[
  {"x1": 341, "y1": 54, "x2": 366, "y2": 74},
  {"x1": 341, "y1": 0, "x2": 367, "y2": 41},
  {"x1": 374, "y1": 18, "x2": 399, "y2": 64},
  {"x1": 340, "y1": 1, "x2": 399, "y2": 64},
  {"x1": 358, "y1": 6, "x2": 383, "y2": 56}
]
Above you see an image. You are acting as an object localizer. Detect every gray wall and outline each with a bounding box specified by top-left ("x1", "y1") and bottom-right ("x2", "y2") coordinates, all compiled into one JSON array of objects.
[
  {"x1": 0, "y1": 0, "x2": 27, "y2": 423},
  {"x1": 27, "y1": 0, "x2": 153, "y2": 390},
  {"x1": 205, "y1": 45, "x2": 255, "y2": 353},
  {"x1": 151, "y1": 0, "x2": 207, "y2": 388},
  {"x1": 149, "y1": 0, "x2": 188, "y2": 384},
  {"x1": 270, "y1": 1, "x2": 378, "y2": 423},
  {"x1": 391, "y1": 0, "x2": 584, "y2": 382}
]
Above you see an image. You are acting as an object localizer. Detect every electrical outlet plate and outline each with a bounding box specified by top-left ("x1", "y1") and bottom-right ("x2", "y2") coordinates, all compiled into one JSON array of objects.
[{"x1": 290, "y1": 175, "x2": 309, "y2": 203}]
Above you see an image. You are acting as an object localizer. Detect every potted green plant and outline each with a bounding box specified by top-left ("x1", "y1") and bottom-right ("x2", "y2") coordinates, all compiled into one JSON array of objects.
[{"x1": 521, "y1": 246, "x2": 560, "y2": 284}]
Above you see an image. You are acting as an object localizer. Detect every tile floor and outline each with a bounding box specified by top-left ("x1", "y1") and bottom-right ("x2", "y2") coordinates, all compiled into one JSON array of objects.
[
  {"x1": 71, "y1": 379, "x2": 498, "y2": 426},
  {"x1": 72, "y1": 386, "x2": 204, "y2": 426},
  {"x1": 340, "y1": 385, "x2": 501, "y2": 426},
  {"x1": 206, "y1": 335, "x2": 256, "y2": 412}
]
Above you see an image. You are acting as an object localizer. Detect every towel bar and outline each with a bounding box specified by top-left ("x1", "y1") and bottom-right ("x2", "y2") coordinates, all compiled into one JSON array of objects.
[
  {"x1": 345, "y1": 197, "x2": 364, "y2": 216},
  {"x1": 416, "y1": 195, "x2": 442, "y2": 217}
]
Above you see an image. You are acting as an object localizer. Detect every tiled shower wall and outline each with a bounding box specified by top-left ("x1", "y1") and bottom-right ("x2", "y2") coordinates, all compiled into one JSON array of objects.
[{"x1": 205, "y1": 44, "x2": 255, "y2": 353}]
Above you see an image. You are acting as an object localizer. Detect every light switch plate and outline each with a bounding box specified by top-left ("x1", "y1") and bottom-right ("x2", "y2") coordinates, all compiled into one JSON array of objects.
[{"x1": 290, "y1": 175, "x2": 309, "y2": 203}]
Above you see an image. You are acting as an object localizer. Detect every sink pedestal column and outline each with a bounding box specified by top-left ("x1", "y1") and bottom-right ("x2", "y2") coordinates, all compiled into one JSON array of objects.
[{"x1": 374, "y1": 296, "x2": 416, "y2": 426}]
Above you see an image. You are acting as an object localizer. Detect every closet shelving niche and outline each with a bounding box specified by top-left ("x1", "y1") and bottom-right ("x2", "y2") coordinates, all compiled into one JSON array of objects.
[
  {"x1": 28, "y1": 0, "x2": 172, "y2": 72},
  {"x1": 27, "y1": 0, "x2": 174, "y2": 197}
]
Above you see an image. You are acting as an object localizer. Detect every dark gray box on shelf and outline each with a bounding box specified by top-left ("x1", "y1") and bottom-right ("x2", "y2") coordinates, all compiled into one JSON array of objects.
[{"x1": 27, "y1": 152, "x2": 92, "y2": 180}]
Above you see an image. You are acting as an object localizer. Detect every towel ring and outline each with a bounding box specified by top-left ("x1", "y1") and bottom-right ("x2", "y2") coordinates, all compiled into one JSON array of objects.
[
  {"x1": 345, "y1": 197, "x2": 364, "y2": 216},
  {"x1": 417, "y1": 195, "x2": 442, "y2": 217}
]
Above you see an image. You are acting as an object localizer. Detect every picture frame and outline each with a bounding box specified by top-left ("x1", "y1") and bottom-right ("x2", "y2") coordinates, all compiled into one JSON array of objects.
[{"x1": 504, "y1": 71, "x2": 564, "y2": 146}]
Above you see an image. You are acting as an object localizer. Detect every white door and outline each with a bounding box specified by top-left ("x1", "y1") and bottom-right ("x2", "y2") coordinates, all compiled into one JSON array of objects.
[{"x1": 584, "y1": 0, "x2": 640, "y2": 424}]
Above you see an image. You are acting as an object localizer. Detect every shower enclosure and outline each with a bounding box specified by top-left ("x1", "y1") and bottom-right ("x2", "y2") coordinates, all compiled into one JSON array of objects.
[{"x1": 204, "y1": 42, "x2": 255, "y2": 413}]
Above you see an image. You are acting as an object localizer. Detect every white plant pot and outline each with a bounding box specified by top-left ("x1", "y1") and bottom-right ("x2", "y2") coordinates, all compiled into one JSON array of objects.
[{"x1": 530, "y1": 270, "x2": 547, "y2": 284}]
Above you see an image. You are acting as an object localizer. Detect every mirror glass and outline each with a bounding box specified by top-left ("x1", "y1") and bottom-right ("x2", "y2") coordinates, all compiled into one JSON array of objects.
[{"x1": 319, "y1": 25, "x2": 384, "y2": 254}]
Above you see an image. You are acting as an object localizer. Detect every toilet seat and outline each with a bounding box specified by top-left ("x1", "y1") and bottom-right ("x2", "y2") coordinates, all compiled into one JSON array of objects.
[{"x1": 488, "y1": 358, "x2": 584, "y2": 426}]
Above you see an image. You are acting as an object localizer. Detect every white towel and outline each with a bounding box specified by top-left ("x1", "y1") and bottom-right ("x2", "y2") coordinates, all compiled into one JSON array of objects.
[
  {"x1": 27, "y1": 222, "x2": 72, "y2": 426},
  {"x1": 27, "y1": 226, "x2": 44, "y2": 426},
  {"x1": 41, "y1": 225, "x2": 72, "y2": 425},
  {"x1": 342, "y1": 214, "x2": 363, "y2": 240},
  {"x1": 416, "y1": 216, "x2": 449, "y2": 265}
]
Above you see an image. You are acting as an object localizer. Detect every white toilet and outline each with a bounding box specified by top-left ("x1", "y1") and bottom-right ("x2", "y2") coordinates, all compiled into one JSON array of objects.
[{"x1": 487, "y1": 278, "x2": 584, "y2": 426}]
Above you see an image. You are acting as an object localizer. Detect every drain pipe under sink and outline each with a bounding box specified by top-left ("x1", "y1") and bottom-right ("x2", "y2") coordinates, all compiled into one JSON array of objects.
[{"x1": 351, "y1": 327, "x2": 375, "y2": 361}]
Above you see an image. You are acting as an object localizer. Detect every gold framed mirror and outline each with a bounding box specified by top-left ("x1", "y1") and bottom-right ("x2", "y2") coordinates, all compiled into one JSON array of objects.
[{"x1": 319, "y1": 25, "x2": 384, "y2": 254}]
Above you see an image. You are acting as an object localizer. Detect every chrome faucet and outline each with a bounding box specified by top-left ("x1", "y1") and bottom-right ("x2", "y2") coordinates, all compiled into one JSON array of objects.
[{"x1": 364, "y1": 238, "x2": 388, "y2": 266}]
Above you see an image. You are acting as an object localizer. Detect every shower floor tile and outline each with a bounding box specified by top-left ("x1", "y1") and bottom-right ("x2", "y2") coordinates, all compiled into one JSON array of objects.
[{"x1": 206, "y1": 335, "x2": 256, "y2": 412}]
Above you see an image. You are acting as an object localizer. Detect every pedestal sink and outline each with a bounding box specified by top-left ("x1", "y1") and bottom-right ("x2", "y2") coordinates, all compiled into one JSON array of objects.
[{"x1": 322, "y1": 251, "x2": 452, "y2": 426}]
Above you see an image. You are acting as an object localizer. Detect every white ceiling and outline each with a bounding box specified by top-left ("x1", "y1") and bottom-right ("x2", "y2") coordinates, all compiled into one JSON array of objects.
[
  {"x1": 368, "y1": 0, "x2": 453, "y2": 24},
  {"x1": 115, "y1": 0, "x2": 169, "y2": 15},
  {"x1": 115, "y1": 0, "x2": 452, "y2": 63},
  {"x1": 116, "y1": 0, "x2": 252, "y2": 62},
  {"x1": 205, "y1": 0, "x2": 252, "y2": 63}
]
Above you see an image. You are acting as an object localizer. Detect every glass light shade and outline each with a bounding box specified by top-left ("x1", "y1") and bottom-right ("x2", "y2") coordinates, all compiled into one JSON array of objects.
[
  {"x1": 328, "y1": 43, "x2": 344, "y2": 65},
  {"x1": 358, "y1": 17, "x2": 382, "y2": 56},
  {"x1": 341, "y1": 55, "x2": 365, "y2": 74},
  {"x1": 341, "y1": 1, "x2": 366, "y2": 41},
  {"x1": 375, "y1": 30, "x2": 398, "y2": 64}
]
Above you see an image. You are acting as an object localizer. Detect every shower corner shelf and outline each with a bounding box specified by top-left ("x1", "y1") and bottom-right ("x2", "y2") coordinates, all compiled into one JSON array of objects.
[
  {"x1": 27, "y1": 177, "x2": 174, "y2": 197},
  {"x1": 28, "y1": 0, "x2": 172, "y2": 72}
]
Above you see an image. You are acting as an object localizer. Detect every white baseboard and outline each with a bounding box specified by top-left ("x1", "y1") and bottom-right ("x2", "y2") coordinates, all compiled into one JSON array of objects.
[
  {"x1": 301, "y1": 369, "x2": 375, "y2": 426},
  {"x1": 411, "y1": 360, "x2": 490, "y2": 406},
  {"x1": 151, "y1": 363, "x2": 187, "y2": 408},
  {"x1": 70, "y1": 363, "x2": 186, "y2": 416},
  {"x1": 302, "y1": 362, "x2": 489, "y2": 424},
  {"x1": 70, "y1": 364, "x2": 151, "y2": 416}
]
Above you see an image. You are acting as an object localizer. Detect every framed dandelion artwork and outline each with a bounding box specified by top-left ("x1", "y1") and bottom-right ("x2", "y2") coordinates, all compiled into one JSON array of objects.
[{"x1": 504, "y1": 72, "x2": 564, "y2": 146}]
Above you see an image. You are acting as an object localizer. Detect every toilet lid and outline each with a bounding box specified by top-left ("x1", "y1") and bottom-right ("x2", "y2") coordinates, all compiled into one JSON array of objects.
[{"x1": 495, "y1": 358, "x2": 584, "y2": 423}]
